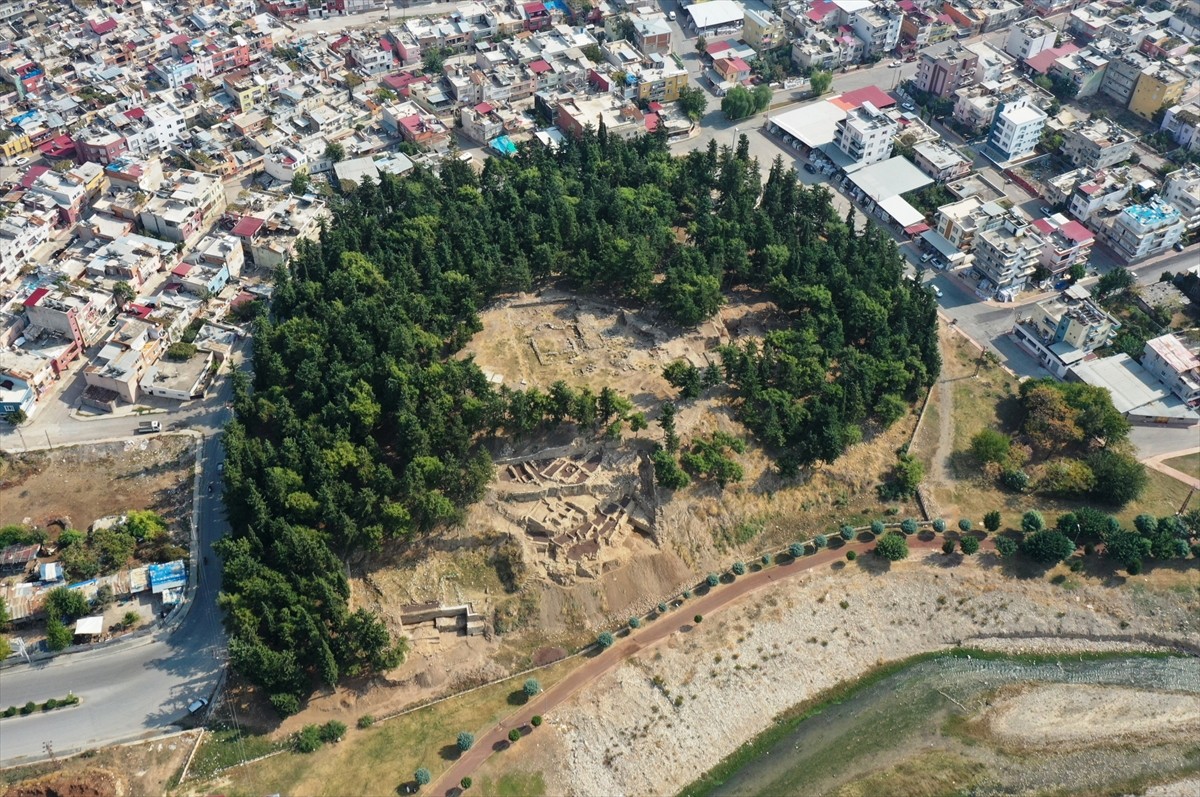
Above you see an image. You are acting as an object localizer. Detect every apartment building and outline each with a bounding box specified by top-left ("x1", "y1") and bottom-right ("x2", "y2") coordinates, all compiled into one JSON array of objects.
[
  {"x1": 1100, "y1": 51, "x2": 1150, "y2": 108},
  {"x1": 556, "y1": 96, "x2": 645, "y2": 140},
  {"x1": 83, "y1": 234, "x2": 177, "y2": 289},
  {"x1": 138, "y1": 170, "x2": 226, "y2": 246},
  {"x1": 1102, "y1": 199, "x2": 1185, "y2": 262},
  {"x1": 1004, "y1": 19, "x2": 1056, "y2": 61},
  {"x1": 851, "y1": 5, "x2": 902, "y2": 56},
  {"x1": 1048, "y1": 46, "x2": 1109, "y2": 99},
  {"x1": 1061, "y1": 118, "x2": 1134, "y2": 170},
  {"x1": 460, "y1": 102, "x2": 505, "y2": 144},
  {"x1": 1058, "y1": 168, "x2": 1132, "y2": 221},
  {"x1": 915, "y1": 40, "x2": 978, "y2": 98},
  {"x1": 23, "y1": 285, "x2": 115, "y2": 348},
  {"x1": 1160, "y1": 102, "x2": 1200, "y2": 153},
  {"x1": 985, "y1": 93, "x2": 1047, "y2": 163},
  {"x1": 742, "y1": 7, "x2": 785, "y2": 53},
  {"x1": 973, "y1": 213, "x2": 1042, "y2": 300},
  {"x1": 26, "y1": 168, "x2": 89, "y2": 226},
  {"x1": 222, "y1": 70, "x2": 271, "y2": 112},
  {"x1": 1030, "y1": 215, "x2": 1095, "y2": 275},
  {"x1": 1129, "y1": 62, "x2": 1188, "y2": 121},
  {"x1": 935, "y1": 196, "x2": 1008, "y2": 253},
  {"x1": 83, "y1": 316, "x2": 164, "y2": 403},
  {"x1": 230, "y1": 195, "x2": 327, "y2": 270},
  {"x1": 1142, "y1": 334, "x2": 1200, "y2": 406},
  {"x1": 835, "y1": 102, "x2": 896, "y2": 166},
  {"x1": 0, "y1": 214, "x2": 50, "y2": 284},
  {"x1": 1162, "y1": 166, "x2": 1200, "y2": 235},
  {"x1": 1013, "y1": 286, "x2": 1119, "y2": 377},
  {"x1": 911, "y1": 141, "x2": 971, "y2": 182},
  {"x1": 630, "y1": 14, "x2": 672, "y2": 56}
]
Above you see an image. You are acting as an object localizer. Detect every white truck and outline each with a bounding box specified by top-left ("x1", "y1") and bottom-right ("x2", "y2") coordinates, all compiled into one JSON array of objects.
[{"x1": 136, "y1": 420, "x2": 161, "y2": 434}]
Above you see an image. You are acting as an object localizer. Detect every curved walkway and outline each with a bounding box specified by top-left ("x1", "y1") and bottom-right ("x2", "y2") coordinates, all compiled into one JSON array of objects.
[
  {"x1": 1141, "y1": 446, "x2": 1200, "y2": 491},
  {"x1": 432, "y1": 535, "x2": 949, "y2": 794}
]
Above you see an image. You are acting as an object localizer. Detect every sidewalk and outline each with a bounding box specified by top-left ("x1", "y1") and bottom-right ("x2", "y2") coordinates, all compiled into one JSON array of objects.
[{"x1": 1141, "y1": 447, "x2": 1200, "y2": 490}]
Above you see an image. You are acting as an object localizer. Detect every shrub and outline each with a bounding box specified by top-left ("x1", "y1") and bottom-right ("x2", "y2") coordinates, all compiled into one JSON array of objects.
[
  {"x1": 789, "y1": 543, "x2": 804, "y2": 558},
  {"x1": 942, "y1": 539, "x2": 956, "y2": 555},
  {"x1": 761, "y1": 553, "x2": 773, "y2": 566},
  {"x1": 457, "y1": 731, "x2": 475, "y2": 752},
  {"x1": 461, "y1": 777, "x2": 473, "y2": 790},
  {"x1": 1021, "y1": 510, "x2": 1045, "y2": 534},
  {"x1": 813, "y1": 534, "x2": 828, "y2": 549},
  {"x1": 319, "y1": 720, "x2": 346, "y2": 743},
  {"x1": 294, "y1": 725, "x2": 323, "y2": 753},
  {"x1": 900, "y1": 518, "x2": 918, "y2": 535},
  {"x1": 869, "y1": 520, "x2": 885, "y2": 535},
  {"x1": 875, "y1": 533, "x2": 909, "y2": 561},
  {"x1": 357, "y1": 714, "x2": 375, "y2": 729},
  {"x1": 958, "y1": 519, "x2": 973, "y2": 532},
  {"x1": 21, "y1": 701, "x2": 36, "y2": 715},
  {"x1": 1126, "y1": 558, "x2": 1143, "y2": 575},
  {"x1": 629, "y1": 616, "x2": 641, "y2": 629},
  {"x1": 415, "y1": 767, "x2": 431, "y2": 786},
  {"x1": 531, "y1": 715, "x2": 543, "y2": 727},
  {"x1": 597, "y1": 631, "x2": 614, "y2": 649},
  {"x1": 43, "y1": 698, "x2": 58, "y2": 711},
  {"x1": 840, "y1": 525, "x2": 856, "y2": 540},
  {"x1": 658, "y1": 602, "x2": 668, "y2": 614},
  {"x1": 45, "y1": 618, "x2": 73, "y2": 651},
  {"x1": 933, "y1": 519, "x2": 946, "y2": 533},
  {"x1": 983, "y1": 511, "x2": 1001, "y2": 532},
  {"x1": 959, "y1": 536, "x2": 980, "y2": 555},
  {"x1": 846, "y1": 550, "x2": 857, "y2": 561},
  {"x1": 121, "y1": 610, "x2": 140, "y2": 629},
  {"x1": 731, "y1": 561, "x2": 746, "y2": 576},
  {"x1": 971, "y1": 429, "x2": 1012, "y2": 464},
  {"x1": 2, "y1": 706, "x2": 15, "y2": 717},
  {"x1": 694, "y1": 614, "x2": 704, "y2": 624},
  {"x1": 1021, "y1": 529, "x2": 1075, "y2": 564},
  {"x1": 508, "y1": 728, "x2": 521, "y2": 743},
  {"x1": 524, "y1": 678, "x2": 542, "y2": 699},
  {"x1": 270, "y1": 693, "x2": 300, "y2": 717},
  {"x1": 995, "y1": 537, "x2": 1018, "y2": 557},
  {"x1": 706, "y1": 573, "x2": 719, "y2": 587},
  {"x1": 1000, "y1": 468, "x2": 1030, "y2": 492},
  {"x1": 683, "y1": 590, "x2": 693, "y2": 599}
]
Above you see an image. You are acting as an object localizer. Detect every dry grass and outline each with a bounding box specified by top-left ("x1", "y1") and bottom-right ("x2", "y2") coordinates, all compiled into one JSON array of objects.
[
  {"x1": 192, "y1": 658, "x2": 579, "y2": 797},
  {"x1": 1163, "y1": 453, "x2": 1200, "y2": 480}
]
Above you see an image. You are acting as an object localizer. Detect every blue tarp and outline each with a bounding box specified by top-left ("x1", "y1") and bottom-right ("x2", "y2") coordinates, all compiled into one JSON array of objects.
[
  {"x1": 148, "y1": 560, "x2": 187, "y2": 593},
  {"x1": 489, "y1": 136, "x2": 517, "y2": 157}
]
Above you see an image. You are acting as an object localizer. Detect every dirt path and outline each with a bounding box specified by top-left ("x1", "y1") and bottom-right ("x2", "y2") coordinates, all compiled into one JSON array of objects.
[
  {"x1": 930, "y1": 377, "x2": 955, "y2": 486},
  {"x1": 431, "y1": 535, "x2": 950, "y2": 795},
  {"x1": 1141, "y1": 446, "x2": 1200, "y2": 491}
]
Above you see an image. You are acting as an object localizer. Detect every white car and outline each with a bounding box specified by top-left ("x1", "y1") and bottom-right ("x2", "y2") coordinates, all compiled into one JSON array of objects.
[
  {"x1": 889, "y1": 61, "x2": 901, "y2": 68},
  {"x1": 12, "y1": 156, "x2": 29, "y2": 167},
  {"x1": 920, "y1": 252, "x2": 934, "y2": 263},
  {"x1": 931, "y1": 285, "x2": 943, "y2": 298},
  {"x1": 668, "y1": 10, "x2": 676, "y2": 20}
]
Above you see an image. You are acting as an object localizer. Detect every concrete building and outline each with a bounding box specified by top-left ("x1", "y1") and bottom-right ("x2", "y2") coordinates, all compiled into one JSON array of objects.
[
  {"x1": 0, "y1": 213, "x2": 50, "y2": 284},
  {"x1": 1013, "y1": 286, "x2": 1119, "y2": 377},
  {"x1": 1159, "y1": 102, "x2": 1200, "y2": 153},
  {"x1": 1070, "y1": 354, "x2": 1199, "y2": 427},
  {"x1": 138, "y1": 170, "x2": 226, "y2": 246},
  {"x1": 1061, "y1": 118, "x2": 1134, "y2": 170},
  {"x1": 1142, "y1": 334, "x2": 1200, "y2": 406},
  {"x1": 1052, "y1": 167, "x2": 1132, "y2": 222},
  {"x1": 972, "y1": 212, "x2": 1042, "y2": 300},
  {"x1": 915, "y1": 40, "x2": 977, "y2": 98},
  {"x1": 23, "y1": 285, "x2": 115, "y2": 348},
  {"x1": 834, "y1": 102, "x2": 896, "y2": 167},
  {"x1": 1100, "y1": 51, "x2": 1149, "y2": 109},
  {"x1": 985, "y1": 93, "x2": 1047, "y2": 163},
  {"x1": 851, "y1": 5, "x2": 902, "y2": 56},
  {"x1": 911, "y1": 140, "x2": 971, "y2": 182},
  {"x1": 1048, "y1": 46, "x2": 1109, "y2": 99},
  {"x1": 83, "y1": 317, "x2": 163, "y2": 403},
  {"x1": 1030, "y1": 215, "x2": 1095, "y2": 276},
  {"x1": 685, "y1": 0, "x2": 744, "y2": 37},
  {"x1": 1162, "y1": 166, "x2": 1200, "y2": 236},
  {"x1": 1004, "y1": 19, "x2": 1057, "y2": 61},
  {"x1": 83, "y1": 234, "x2": 176, "y2": 289},
  {"x1": 933, "y1": 196, "x2": 1009, "y2": 253},
  {"x1": 555, "y1": 96, "x2": 645, "y2": 140},
  {"x1": 139, "y1": 349, "x2": 214, "y2": 402},
  {"x1": 742, "y1": 7, "x2": 785, "y2": 52},
  {"x1": 1103, "y1": 199, "x2": 1185, "y2": 262},
  {"x1": 1129, "y1": 62, "x2": 1188, "y2": 121}
]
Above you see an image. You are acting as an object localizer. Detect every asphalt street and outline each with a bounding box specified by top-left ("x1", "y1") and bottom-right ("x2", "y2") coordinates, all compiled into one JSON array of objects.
[{"x1": 0, "y1": 366, "x2": 238, "y2": 765}]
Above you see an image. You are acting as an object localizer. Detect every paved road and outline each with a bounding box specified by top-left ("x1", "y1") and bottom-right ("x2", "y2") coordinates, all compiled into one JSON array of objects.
[
  {"x1": 0, "y1": 363, "x2": 241, "y2": 764},
  {"x1": 431, "y1": 533, "x2": 950, "y2": 794}
]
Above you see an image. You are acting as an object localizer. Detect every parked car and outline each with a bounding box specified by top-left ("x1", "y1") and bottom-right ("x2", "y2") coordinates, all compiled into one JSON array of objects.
[
  {"x1": 12, "y1": 156, "x2": 29, "y2": 167},
  {"x1": 187, "y1": 697, "x2": 209, "y2": 716},
  {"x1": 803, "y1": 163, "x2": 817, "y2": 174},
  {"x1": 668, "y1": 10, "x2": 676, "y2": 20},
  {"x1": 920, "y1": 252, "x2": 934, "y2": 263},
  {"x1": 931, "y1": 285, "x2": 943, "y2": 298},
  {"x1": 1040, "y1": 205, "x2": 1054, "y2": 216},
  {"x1": 1174, "y1": 241, "x2": 1186, "y2": 252},
  {"x1": 889, "y1": 60, "x2": 901, "y2": 68},
  {"x1": 901, "y1": 102, "x2": 915, "y2": 111}
]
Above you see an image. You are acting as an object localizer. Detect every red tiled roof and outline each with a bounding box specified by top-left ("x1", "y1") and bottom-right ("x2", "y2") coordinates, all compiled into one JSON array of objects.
[
  {"x1": 1080, "y1": 183, "x2": 1100, "y2": 194},
  {"x1": 170, "y1": 34, "x2": 190, "y2": 46},
  {"x1": 380, "y1": 37, "x2": 393, "y2": 50},
  {"x1": 124, "y1": 107, "x2": 145, "y2": 120},
  {"x1": 1060, "y1": 220, "x2": 1094, "y2": 242},
  {"x1": 648, "y1": 101, "x2": 663, "y2": 112},
  {"x1": 23, "y1": 287, "x2": 49, "y2": 307},
  {"x1": 727, "y1": 57, "x2": 750, "y2": 73},
  {"x1": 836, "y1": 85, "x2": 896, "y2": 110},
  {"x1": 529, "y1": 59, "x2": 551, "y2": 74},
  {"x1": 474, "y1": 102, "x2": 494, "y2": 115},
  {"x1": 644, "y1": 113, "x2": 659, "y2": 132},
  {"x1": 127, "y1": 303, "x2": 153, "y2": 318},
  {"x1": 89, "y1": 17, "x2": 118, "y2": 35},
  {"x1": 705, "y1": 40, "x2": 732, "y2": 55},
  {"x1": 19, "y1": 165, "x2": 49, "y2": 188},
  {"x1": 523, "y1": 2, "x2": 546, "y2": 13},
  {"x1": 1025, "y1": 43, "x2": 1078, "y2": 74},
  {"x1": 231, "y1": 215, "x2": 265, "y2": 237},
  {"x1": 171, "y1": 263, "x2": 193, "y2": 277}
]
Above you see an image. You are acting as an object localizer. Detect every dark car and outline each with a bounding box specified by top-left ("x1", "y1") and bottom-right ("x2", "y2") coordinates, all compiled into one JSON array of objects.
[{"x1": 803, "y1": 163, "x2": 817, "y2": 174}]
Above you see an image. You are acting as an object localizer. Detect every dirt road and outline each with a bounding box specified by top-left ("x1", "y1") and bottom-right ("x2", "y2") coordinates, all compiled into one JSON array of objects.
[{"x1": 432, "y1": 535, "x2": 949, "y2": 794}]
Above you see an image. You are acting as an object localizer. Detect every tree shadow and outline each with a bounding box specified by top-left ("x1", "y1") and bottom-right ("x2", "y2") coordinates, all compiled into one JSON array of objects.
[
  {"x1": 507, "y1": 689, "x2": 529, "y2": 707},
  {"x1": 492, "y1": 739, "x2": 510, "y2": 752},
  {"x1": 439, "y1": 743, "x2": 462, "y2": 761},
  {"x1": 855, "y1": 553, "x2": 891, "y2": 575},
  {"x1": 917, "y1": 530, "x2": 937, "y2": 543},
  {"x1": 831, "y1": 561, "x2": 846, "y2": 571}
]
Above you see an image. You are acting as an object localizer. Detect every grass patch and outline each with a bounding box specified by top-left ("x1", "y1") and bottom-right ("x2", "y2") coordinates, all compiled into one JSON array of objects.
[
  {"x1": 1162, "y1": 452, "x2": 1199, "y2": 479},
  {"x1": 206, "y1": 658, "x2": 578, "y2": 796},
  {"x1": 188, "y1": 723, "x2": 283, "y2": 780},
  {"x1": 475, "y1": 770, "x2": 547, "y2": 797},
  {"x1": 828, "y1": 750, "x2": 987, "y2": 797}
]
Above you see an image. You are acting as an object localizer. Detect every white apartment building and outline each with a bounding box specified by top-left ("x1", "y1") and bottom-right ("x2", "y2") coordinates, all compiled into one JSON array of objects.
[
  {"x1": 0, "y1": 212, "x2": 50, "y2": 284},
  {"x1": 1013, "y1": 286, "x2": 1119, "y2": 377},
  {"x1": 1061, "y1": 118, "x2": 1134, "y2": 170},
  {"x1": 985, "y1": 93, "x2": 1047, "y2": 162},
  {"x1": 851, "y1": 6, "x2": 902, "y2": 56},
  {"x1": 1162, "y1": 165, "x2": 1200, "y2": 235},
  {"x1": 973, "y1": 213, "x2": 1042, "y2": 300},
  {"x1": 138, "y1": 170, "x2": 226, "y2": 246},
  {"x1": 1004, "y1": 20, "x2": 1056, "y2": 61},
  {"x1": 834, "y1": 102, "x2": 896, "y2": 166},
  {"x1": 1102, "y1": 199, "x2": 1185, "y2": 262},
  {"x1": 1142, "y1": 334, "x2": 1200, "y2": 406},
  {"x1": 1160, "y1": 103, "x2": 1200, "y2": 153}
]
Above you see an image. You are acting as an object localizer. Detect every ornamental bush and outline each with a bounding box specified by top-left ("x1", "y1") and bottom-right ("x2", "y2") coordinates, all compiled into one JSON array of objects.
[
  {"x1": 900, "y1": 518, "x2": 918, "y2": 535},
  {"x1": 958, "y1": 518, "x2": 973, "y2": 532},
  {"x1": 629, "y1": 617, "x2": 641, "y2": 629},
  {"x1": 814, "y1": 534, "x2": 828, "y2": 549},
  {"x1": 597, "y1": 631, "x2": 614, "y2": 648},
  {"x1": 706, "y1": 573, "x2": 720, "y2": 587},
  {"x1": 959, "y1": 536, "x2": 980, "y2": 555},
  {"x1": 458, "y1": 731, "x2": 475, "y2": 752},
  {"x1": 933, "y1": 519, "x2": 946, "y2": 533},
  {"x1": 869, "y1": 520, "x2": 885, "y2": 535},
  {"x1": 731, "y1": 561, "x2": 746, "y2": 576},
  {"x1": 841, "y1": 525, "x2": 856, "y2": 540},
  {"x1": 789, "y1": 543, "x2": 804, "y2": 558}
]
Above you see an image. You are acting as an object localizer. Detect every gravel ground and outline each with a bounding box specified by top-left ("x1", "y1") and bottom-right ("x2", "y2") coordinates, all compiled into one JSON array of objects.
[{"x1": 549, "y1": 555, "x2": 1199, "y2": 796}]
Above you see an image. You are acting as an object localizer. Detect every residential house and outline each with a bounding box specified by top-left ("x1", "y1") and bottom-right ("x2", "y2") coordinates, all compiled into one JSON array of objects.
[
  {"x1": 984, "y1": 92, "x2": 1047, "y2": 163},
  {"x1": 0, "y1": 213, "x2": 51, "y2": 284},
  {"x1": 1030, "y1": 215, "x2": 1095, "y2": 275},
  {"x1": 1047, "y1": 46, "x2": 1109, "y2": 99},
  {"x1": 934, "y1": 195, "x2": 1008, "y2": 253},
  {"x1": 229, "y1": 195, "x2": 327, "y2": 270},
  {"x1": 83, "y1": 234, "x2": 176, "y2": 289},
  {"x1": 1100, "y1": 51, "x2": 1150, "y2": 109},
  {"x1": 556, "y1": 96, "x2": 645, "y2": 140},
  {"x1": 630, "y1": 14, "x2": 672, "y2": 56},
  {"x1": 138, "y1": 170, "x2": 226, "y2": 246},
  {"x1": 1160, "y1": 102, "x2": 1200, "y2": 153},
  {"x1": 1142, "y1": 334, "x2": 1200, "y2": 406},
  {"x1": 742, "y1": 8, "x2": 786, "y2": 53},
  {"x1": 460, "y1": 102, "x2": 505, "y2": 144},
  {"x1": 1129, "y1": 62, "x2": 1188, "y2": 121},
  {"x1": 1057, "y1": 167, "x2": 1132, "y2": 222},
  {"x1": 23, "y1": 285, "x2": 115, "y2": 348},
  {"x1": 83, "y1": 316, "x2": 164, "y2": 403},
  {"x1": 972, "y1": 211, "x2": 1042, "y2": 300},
  {"x1": 1004, "y1": 19, "x2": 1056, "y2": 61},
  {"x1": 835, "y1": 102, "x2": 896, "y2": 166},
  {"x1": 1162, "y1": 165, "x2": 1200, "y2": 236},
  {"x1": 915, "y1": 40, "x2": 978, "y2": 98},
  {"x1": 911, "y1": 140, "x2": 971, "y2": 182},
  {"x1": 851, "y1": 4, "x2": 902, "y2": 56}
]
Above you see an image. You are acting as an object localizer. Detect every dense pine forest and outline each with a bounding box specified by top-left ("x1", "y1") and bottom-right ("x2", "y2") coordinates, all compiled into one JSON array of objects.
[{"x1": 217, "y1": 129, "x2": 940, "y2": 712}]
